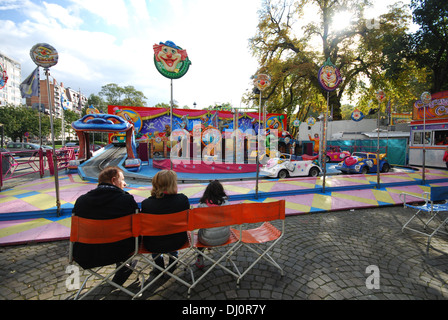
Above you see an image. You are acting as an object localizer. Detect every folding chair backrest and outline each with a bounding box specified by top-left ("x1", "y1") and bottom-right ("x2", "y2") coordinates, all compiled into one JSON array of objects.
[
  {"x1": 136, "y1": 210, "x2": 190, "y2": 236},
  {"x1": 70, "y1": 214, "x2": 136, "y2": 244},
  {"x1": 238, "y1": 200, "x2": 285, "y2": 224},
  {"x1": 430, "y1": 186, "x2": 448, "y2": 202},
  {"x1": 188, "y1": 204, "x2": 244, "y2": 230}
]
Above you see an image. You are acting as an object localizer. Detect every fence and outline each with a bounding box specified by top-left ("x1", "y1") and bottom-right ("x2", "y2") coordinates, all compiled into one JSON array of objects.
[
  {"x1": 0, "y1": 147, "x2": 76, "y2": 190},
  {"x1": 327, "y1": 139, "x2": 408, "y2": 166}
]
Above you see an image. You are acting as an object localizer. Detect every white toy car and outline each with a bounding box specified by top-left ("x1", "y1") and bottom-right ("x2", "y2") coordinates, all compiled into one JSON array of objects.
[{"x1": 260, "y1": 153, "x2": 322, "y2": 179}]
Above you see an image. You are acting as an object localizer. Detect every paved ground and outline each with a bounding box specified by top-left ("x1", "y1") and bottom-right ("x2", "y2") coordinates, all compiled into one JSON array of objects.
[{"x1": 1, "y1": 205, "x2": 447, "y2": 302}]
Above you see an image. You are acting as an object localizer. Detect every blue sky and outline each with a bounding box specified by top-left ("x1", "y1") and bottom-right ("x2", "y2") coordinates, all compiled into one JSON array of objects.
[
  {"x1": 0, "y1": 0, "x2": 261, "y2": 108},
  {"x1": 0, "y1": 0, "x2": 412, "y2": 109}
]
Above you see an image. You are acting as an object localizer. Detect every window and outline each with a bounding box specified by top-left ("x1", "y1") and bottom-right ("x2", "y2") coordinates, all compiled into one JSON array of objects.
[
  {"x1": 412, "y1": 132, "x2": 432, "y2": 145},
  {"x1": 434, "y1": 130, "x2": 448, "y2": 145}
]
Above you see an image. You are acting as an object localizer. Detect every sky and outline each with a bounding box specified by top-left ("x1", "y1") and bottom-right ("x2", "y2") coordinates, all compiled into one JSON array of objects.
[{"x1": 0, "y1": 0, "x2": 412, "y2": 110}]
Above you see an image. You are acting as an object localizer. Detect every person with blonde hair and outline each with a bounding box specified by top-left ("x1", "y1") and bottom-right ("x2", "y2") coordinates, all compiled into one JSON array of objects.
[{"x1": 141, "y1": 170, "x2": 190, "y2": 274}]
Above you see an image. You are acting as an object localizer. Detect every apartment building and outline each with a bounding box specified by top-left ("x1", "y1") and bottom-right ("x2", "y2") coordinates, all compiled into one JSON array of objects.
[
  {"x1": 27, "y1": 79, "x2": 86, "y2": 118},
  {"x1": 0, "y1": 51, "x2": 22, "y2": 107}
]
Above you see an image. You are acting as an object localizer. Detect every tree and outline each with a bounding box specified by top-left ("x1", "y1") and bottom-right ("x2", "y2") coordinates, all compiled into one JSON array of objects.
[
  {"x1": 122, "y1": 85, "x2": 147, "y2": 107},
  {"x1": 63, "y1": 109, "x2": 80, "y2": 141},
  {"x1": 247, "y1": 0, "x2": 414, "y2": 124},
  {"x1": 86, "y1": 94, "x2": 107, "y2": 114},
  {"x1": 0, "y1": 105, "x2": 60, "y2": 142},
  {"x1": 409, "y1": 0, "x2": 448, "y2": 93},
  {"x1": 99, "y1": 83, "x2": 148, "y2": 107}
]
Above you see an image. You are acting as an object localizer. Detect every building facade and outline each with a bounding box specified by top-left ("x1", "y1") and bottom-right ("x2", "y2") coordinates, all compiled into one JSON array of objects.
[
  {"x1": 0, "y1": 51, "x2": 22, "y2": 107},
  {"x1": 27, "y1": 79, "x2": 86, "y2": 118}
]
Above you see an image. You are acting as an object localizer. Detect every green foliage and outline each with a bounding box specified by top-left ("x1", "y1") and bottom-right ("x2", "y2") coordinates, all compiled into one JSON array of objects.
[
  {"x1": 247, "y1": 0, "x2": 428, "y2": 127},
  {"x1": 0, "y1": 104, "x2": 61, "y2": 142},
  {"x1": 98, "y1": 83, "x2": 148, "y2": 107}
]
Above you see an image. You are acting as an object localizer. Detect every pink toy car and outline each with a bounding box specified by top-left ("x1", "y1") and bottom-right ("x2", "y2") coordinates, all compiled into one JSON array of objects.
[{"x1": 326, "y1": 146, "x2": 351, "y2": 162}]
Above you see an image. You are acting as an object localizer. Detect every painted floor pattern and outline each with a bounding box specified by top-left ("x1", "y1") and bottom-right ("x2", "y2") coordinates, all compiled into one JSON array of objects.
[{"x1": 1, "y1": 168, "x2": 448, "y2": 246}]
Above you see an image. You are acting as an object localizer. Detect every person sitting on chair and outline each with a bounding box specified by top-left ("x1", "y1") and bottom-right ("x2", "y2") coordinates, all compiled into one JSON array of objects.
[
  {"x1": 141, "y1": 170, "x2": 190, "y2": 275},
  {"x1": 72, "y1": 166, "x2": 139, "y2": 285},
  {"x1": 194, "y1": 180, "x2": 231, "y2": 269}
]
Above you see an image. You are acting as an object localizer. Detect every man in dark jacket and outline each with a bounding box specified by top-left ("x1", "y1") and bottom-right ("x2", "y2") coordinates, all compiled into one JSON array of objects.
[{"x1": 72, "y1": 166, "x2": 139, "y2": 285}]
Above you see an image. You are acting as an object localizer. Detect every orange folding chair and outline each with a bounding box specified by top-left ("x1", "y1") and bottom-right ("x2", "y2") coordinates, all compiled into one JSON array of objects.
[
  {"x1": 187, "y1": 204, "x2": 243, "y2": 295},
  {"x1": 132, "y1": 210, "x2": 194, "y2": 299},
  {"x1": 68, "y1": 213, "x2": 141, "y2": 300},
  {"x1": 230, "y1": 200, "x2": 286, "y2": 286}
]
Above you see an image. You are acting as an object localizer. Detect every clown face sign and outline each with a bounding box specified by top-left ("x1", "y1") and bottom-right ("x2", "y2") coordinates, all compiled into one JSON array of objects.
[
  {"x1": 253, "y1": 74, "x2": 271, "y2": 91},
  {"x1": 318, "y1": 58, "x2": 342, "y2": 92},
  {"x1": 153, "y1": 41, "x2": 191, "y2": 79}
]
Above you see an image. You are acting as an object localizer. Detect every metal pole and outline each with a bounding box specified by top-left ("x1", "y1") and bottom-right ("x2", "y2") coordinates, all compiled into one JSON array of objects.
[
  {"x1": 170, "y1": 79, "x2": 173, "y2": 170},
  {"x1": 38, "y1": 67, "x2": 42, "y2": 146},
  {"x1": 322, "y1": 92, "x2": 329, "y2": 193},
  {"x1": 256, "y1": 93, "x2": 262, "y2": 199},
  {"x1": 422, "y1": 104, "x2": 426, "y2": 184},
  {"x1": 45, "y1": 68, "x2": 61, "y2": 216},
  {"x1": 377, "y1": 100, "x2": 381, "y2": 188}
]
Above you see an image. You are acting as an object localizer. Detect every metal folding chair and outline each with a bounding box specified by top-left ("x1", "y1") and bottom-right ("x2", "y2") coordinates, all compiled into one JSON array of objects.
[
  {"x1": 68, "y1": 213, "x2": 141, "y2": 300},
  {"x1": 132, "y1": 210, "x2": 195, "y2": 299},
  {"x1": 187, "y1": 204, "x2": 244, "y2": 295},
  {"x1": 230, "y1": 200, "x2": 286, "y2": 286},
  {"x1": 401, "y1": 186, "x2": 448, "y2": 252}
]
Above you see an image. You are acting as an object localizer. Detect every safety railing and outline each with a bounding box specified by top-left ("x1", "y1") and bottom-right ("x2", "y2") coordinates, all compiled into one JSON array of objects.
[{"x1": 0, "y1": 148, "x2": 76, "y2": 190}]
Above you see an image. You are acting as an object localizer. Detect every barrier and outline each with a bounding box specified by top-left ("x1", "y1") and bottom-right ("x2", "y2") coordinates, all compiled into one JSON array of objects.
[{"x1": 0, "y1": 148, "x2": 75, "y2": 190}]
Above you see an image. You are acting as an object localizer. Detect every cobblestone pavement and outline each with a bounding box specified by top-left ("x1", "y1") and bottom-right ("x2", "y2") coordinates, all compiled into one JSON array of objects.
[{"x1": 1, "y1": 205, "x2": 447, "y2": 302}]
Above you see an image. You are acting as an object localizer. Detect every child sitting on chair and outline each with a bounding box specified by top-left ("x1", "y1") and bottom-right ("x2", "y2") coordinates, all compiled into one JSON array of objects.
[{"x1": 195, "y1": 180, "x2": 231, "y2": 269}]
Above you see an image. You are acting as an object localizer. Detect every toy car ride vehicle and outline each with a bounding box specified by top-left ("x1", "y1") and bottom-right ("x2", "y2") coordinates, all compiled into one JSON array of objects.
[
  {"x1": 326, "y1": 146, "x2": 351, "y2": 162},
  {"x1": 261, "y1": 153, "x2": 322, "y2": 179},
  {"x1": 335, "y1": 152, "x2": 390, "y2": 174}
]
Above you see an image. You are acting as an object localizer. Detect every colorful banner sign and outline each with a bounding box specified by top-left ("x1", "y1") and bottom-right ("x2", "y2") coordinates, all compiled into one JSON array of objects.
[
  {"x1": 30, "y1": 43, "x2": 58, "y2": 68},
  {"x1": 413, "y1": 90, "x2": 448, "y2": 121},
  {"x1": 107, "y1": 105, "x2": 288, "y2": 143}
]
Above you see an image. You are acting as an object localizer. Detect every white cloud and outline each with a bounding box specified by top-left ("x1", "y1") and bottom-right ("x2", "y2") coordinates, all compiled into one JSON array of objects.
[
  {"x1": 43, "y1": 2, "x2": 83, "y2": 29},
  {"x1": 0, "y1": 0, "x2": 262, "y2": 108},
  {"x1": 71, "y1": 0, "x2": 130, "y2": 27}
]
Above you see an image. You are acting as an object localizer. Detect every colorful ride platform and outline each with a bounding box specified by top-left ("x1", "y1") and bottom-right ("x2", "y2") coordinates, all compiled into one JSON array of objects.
[{"x1": 1, "y1": 167, "x2": 448, "y2": 246}]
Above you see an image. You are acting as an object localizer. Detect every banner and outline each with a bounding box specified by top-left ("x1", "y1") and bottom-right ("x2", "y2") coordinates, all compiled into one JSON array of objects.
[{"x1": 20, "y1": 67, "x2": 39, "y2": 98}]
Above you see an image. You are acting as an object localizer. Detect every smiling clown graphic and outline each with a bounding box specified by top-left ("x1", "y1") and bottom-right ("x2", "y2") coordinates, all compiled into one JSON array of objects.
[{"x1": 153, "y1": 40, "x2": 191, "y2": 79}]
